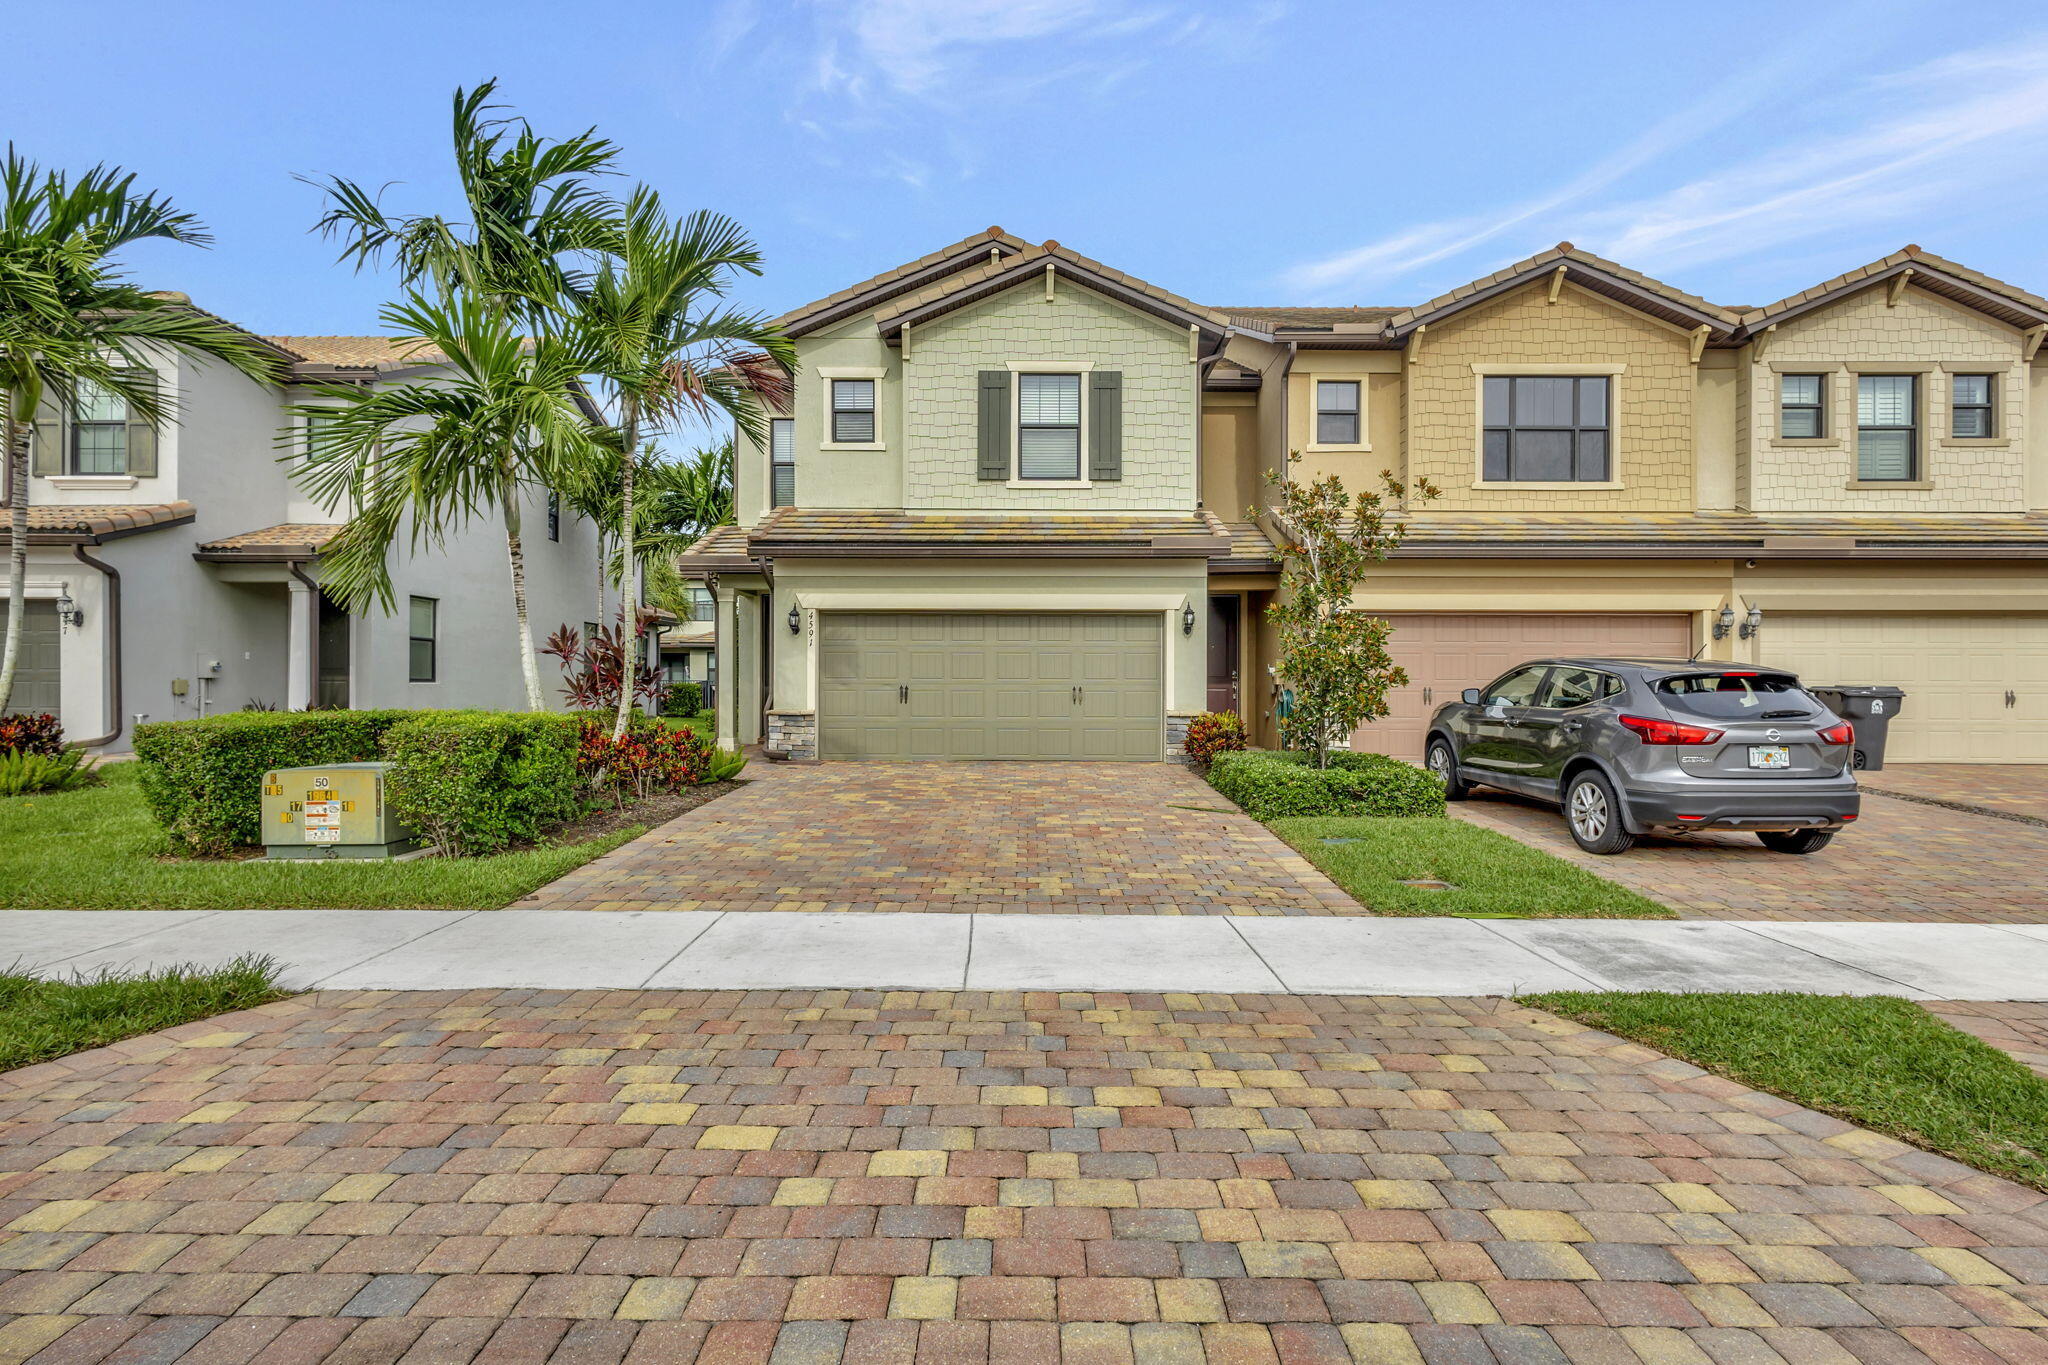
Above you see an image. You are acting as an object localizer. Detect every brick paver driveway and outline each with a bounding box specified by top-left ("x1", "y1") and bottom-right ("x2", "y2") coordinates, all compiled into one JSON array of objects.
[
  {"x1": 518, "y1": 763, "x2": 1360, "y2": 916},
  {"x1": 1860, "y1": 764, "x2": 2048, "y2": 825},
  {"x1": 1455, "y1": 788, "x2": 2048, "y2": 924},
  {"x1": 4, "y1": 990, "x2": 2046, "y2": 1364}
]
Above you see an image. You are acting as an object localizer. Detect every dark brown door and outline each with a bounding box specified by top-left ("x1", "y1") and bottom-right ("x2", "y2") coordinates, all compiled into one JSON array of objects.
[
  {"x1": 316, "y1": 595, "x2": 351, "y2": 709},
  {"x1": 1207, "y1": 596, "x2": 1240, "y2": 715}
]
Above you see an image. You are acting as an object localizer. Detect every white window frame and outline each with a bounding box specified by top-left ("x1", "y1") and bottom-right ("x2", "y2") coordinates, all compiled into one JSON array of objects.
[
  {"x1": 816, "y1": 366, "x2": 886, "y2": 450},
  {"x1": 768, "y1": 417, "x2": 797, "y2": 508},
  {"x1": 1469, "y1": 363, "x2": 1625, "y2": 490},
  {"x1": 1306, "y1": 376, "x2": 1368, "y2": 451},
  {"x1": 1005, "y1": 360, "x2": 1094, "y2": 489}
]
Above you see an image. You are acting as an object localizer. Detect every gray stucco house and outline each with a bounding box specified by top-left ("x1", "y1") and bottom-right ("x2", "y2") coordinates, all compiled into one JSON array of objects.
[{"x1": 0, "y1": 310, "x2": 604, "y2": 752}]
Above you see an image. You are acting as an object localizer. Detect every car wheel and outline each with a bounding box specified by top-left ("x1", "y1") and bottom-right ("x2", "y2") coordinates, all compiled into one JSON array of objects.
[
  {"x1": 1426, "y1": 738, "x2": 1469, "y2": 800},
  {"x1": 1564, "y1": 772, "x2": 1635, "y2": 855},
  {"x1": 1758, "y1": 829, "x2": 1835, "y2": 855}
]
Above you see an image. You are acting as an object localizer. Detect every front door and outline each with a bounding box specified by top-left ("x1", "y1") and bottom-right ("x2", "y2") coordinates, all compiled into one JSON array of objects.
[
  {"x1": 1207, "y1": 596, "x2": 1240, "y2": 715},
  {"x1": 316, "y1": 595, "x2": 350, "y2": 710}
]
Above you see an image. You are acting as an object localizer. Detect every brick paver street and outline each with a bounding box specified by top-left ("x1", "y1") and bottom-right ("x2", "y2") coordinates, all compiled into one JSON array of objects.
[
  {"x1": 1860, "y1": 765, "x2": 2048, "y2": 826},
  {"x1": 1924, "y1": 1002, "x2": 2048, "y2": 1078},
  {"x1": 518, "y1": 763, "x2": 1361, "y2": 915},
  {"x1": 3, "y1": 989, "x2": 2046, "y2": 1363},
  {"x1": 1455, "y1": 790, "x2": 2048, "y2": 924}
]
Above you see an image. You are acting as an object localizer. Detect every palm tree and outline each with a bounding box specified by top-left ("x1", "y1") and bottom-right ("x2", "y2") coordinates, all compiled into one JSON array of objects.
[
  {"x1": 653, "y1": 438, "x2": 735, "y2": 540},
  {"x1": 569, "y1": 187, "x2": 790, "y2": 738},
  {"x1": 290, "y1": 293, "x2": 601, "y2": 709},
  {"x1": 0, "y1": 150, "x2": 281, "y2": 713}
]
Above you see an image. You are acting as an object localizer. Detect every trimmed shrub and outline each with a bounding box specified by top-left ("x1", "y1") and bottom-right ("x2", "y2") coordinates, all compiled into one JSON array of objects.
[
  {"x1": 1208, "y1": 748, "x2": 1446, "y2": 820},
  {"x1": 0, "y1": 713, "x2": 64, "y2": 757},
  {"x1": 382, "y1": 712, "x2": 584, "y2": 857},
  {"x1": 133, "y1": 710, "x2": 410, "y2": 855},
  {"x1": 660, "y1": 681, "x2": 704, "y2": 717},
  {"x1": 1182, "y1": 712, "x2": 1247, "y2": 768}
]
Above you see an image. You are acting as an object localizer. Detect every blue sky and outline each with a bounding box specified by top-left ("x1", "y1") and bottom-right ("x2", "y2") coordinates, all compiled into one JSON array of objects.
[{"x1": 10, "y1": 0, "x2": 2048, "y2": 337}]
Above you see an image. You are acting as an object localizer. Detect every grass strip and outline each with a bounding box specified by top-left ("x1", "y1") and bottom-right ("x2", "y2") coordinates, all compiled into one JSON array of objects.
[
  {"x1": 1524, "y1": 991, "x2": 2048, "y2": 1192},
  {"x1": 0, "y1": 955, "x2": 288, "y2": 1074}
]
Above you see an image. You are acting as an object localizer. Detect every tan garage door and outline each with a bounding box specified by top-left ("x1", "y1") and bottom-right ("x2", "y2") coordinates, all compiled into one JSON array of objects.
[
  {"x1": 1349, "y1": 612, "x2": 1693, "y2": 758},
  {"x1": 1764, "y1": 613, "x2": 2048, "y2": 763},
  {"x1": 819, "y1": 612, "x2": 1163, "y2": 761}
]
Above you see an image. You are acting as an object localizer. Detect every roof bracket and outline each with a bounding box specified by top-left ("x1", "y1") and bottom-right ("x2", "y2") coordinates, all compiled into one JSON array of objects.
[
  {"x1": 1405, "y1": 323, "x2": 1427, "y2": 365},
  {"x1": 1188, "y1": 323, "x2": 1201, "y2": 363},
  {"x1": 901, "y1": 321, "x2": 912, "y2": 361},
  {"x1": 2024, "y1": 324, "x2": 2046, "y2": 362},
  {"x1": 1751, "y1": 322, "x2": 1777, "y2": 360},
  {"x1": 1547, "y1": 265, "x2": 1567, "y2": 304},
  {"x1": 1044, "y1": 262, "x2": 1056, "y2": 303},
  {"x1": 1887, "y1": 268, "x2": 1915, "y2": 307},
  {"x1": 1688, "y1": 324, "x2": 1711, "y2": 365}
]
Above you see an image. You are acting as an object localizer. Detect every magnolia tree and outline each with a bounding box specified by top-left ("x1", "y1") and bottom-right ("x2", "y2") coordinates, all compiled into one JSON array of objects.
[{"x1": 1265, "y1": 466, "x2": 1440, "y2": 767}]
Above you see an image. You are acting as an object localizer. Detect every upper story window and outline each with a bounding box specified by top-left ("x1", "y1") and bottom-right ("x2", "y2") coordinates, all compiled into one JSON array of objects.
[
  {"x1": 830, "y1": 379, "x2": 875, "y2": 444},
  {"x1": 769, "y1": 417, "x2": 796, "y2": 507},
  {"x1": 1856, "y1": 375, "x2": 1917, "y2": 481},
  {"x1": 682, "y1": 585, "x2": 714, "y2": 623},
  {"x1": 1778, "y1": 374, "x2": 1826, "y2": 438},
  {"x1": 1017, "y1": 373, "x2": 1082, "y2": 480},
  {"x1": 1482, "y1": 375, "x2": 1609, "y2": 483},
  {"x1": 408, "y1": 596, "x2": 438, "y2": 683},
  {"x1": 1951, "y1": 373, "x2": 1994, "y2": 438},
  {"x1": 1314, "y1": 380, "x2": 1360, "y2": 445},
  {"x1": 71, "y1": 382, "x2": 130, "y2": 475}
]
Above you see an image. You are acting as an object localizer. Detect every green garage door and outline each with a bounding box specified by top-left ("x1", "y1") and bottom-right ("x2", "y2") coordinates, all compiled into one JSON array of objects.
[
  {"x1": 0, "y1": 600, "x2": 61, "y2": 719},
  {"x1": 819, "y1": 612, "x2": 1162, "y2": 761}
]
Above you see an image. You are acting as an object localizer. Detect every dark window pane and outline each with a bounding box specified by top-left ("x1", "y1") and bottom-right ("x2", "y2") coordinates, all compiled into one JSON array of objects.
[
  {"x1": 1483, "y1": 429, "x2": 1510, "y2": 482},
  {"x1": 1315, "y1": 380, "x2": 1358, "y2": 413},
  {"x1": 1952, "y1": 407, "x2": 1990, "y2": 437},
  {"x1": 1780, "y1": 407, "x2": 1821, "y2": 439},
  {"x1": 1576, "y1": 377, "x2": 1608, "y2": 428},
  {"x1": 409, "y1": 639, "x2": 435, "y2": 682},
  {"x1": 771, "y1": 462, "x2": 796, "y2": 506},
  {"x1": 1316, "y1": 412, "x2": 1358, "y2": 444},
  {"x1": 1483, "y1": 376, "x2": 1510, "y2": 426},
  {"x1": 832, "y1": 409, "x2": 875, "y2": 443},
  {"x1": 1857, "y1": 429, "x2": 1914, "y2": 480},
  {"x1": 1513, "y1": 377, "x2": 1573, "y2": 427},
  {"x1": 1517, "y1": 429, "x2": 1574, "y2": 481},
  {"x1": 1575, "y1": 431, "x2": 1609, "y2": 482},
  {"x1": 1780, "y1": 374, "x2": 1822, "y2": 407},
  {"x1": 1018, "y1": 426, "x2": 1080, "y2": 479}
]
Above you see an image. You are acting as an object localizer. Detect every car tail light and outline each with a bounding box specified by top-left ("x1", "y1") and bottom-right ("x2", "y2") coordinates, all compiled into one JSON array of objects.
[
  {"x1": 1618, "y1": 714, "x2": 1724, "y2": 745},
  {"x1": 1817, "y1": 722, "x2": 1853, "y2": 745}
]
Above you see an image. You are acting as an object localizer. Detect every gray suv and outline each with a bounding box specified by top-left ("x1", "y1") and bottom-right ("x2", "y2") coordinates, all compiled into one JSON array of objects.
[{"x1": 1424, "y1": 658, "x2": 1860, "y2": 855}]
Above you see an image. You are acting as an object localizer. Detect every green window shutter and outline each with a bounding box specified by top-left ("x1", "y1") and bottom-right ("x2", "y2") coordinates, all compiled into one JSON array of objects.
[
  {"x1": 122, "y1": 369, "x2": 159, "y2": 478},
  {"x1": 30, "y1": 390, "x2": 62, "y2": 477},
  {"x1": 977, "y1": 370, "x2": 1011, "y2": 481},
  {"x1": 1088, "y1": 370, "x2": 1122, "y2": 481}
]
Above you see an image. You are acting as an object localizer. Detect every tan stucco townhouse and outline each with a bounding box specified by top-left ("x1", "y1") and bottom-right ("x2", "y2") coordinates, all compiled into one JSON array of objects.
[{"x1": 680, "y1": 230, "x2": 2048, "y2": 766}]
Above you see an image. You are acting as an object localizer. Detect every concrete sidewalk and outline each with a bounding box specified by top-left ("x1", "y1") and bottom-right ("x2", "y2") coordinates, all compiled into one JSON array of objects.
[{"x1": 6, "y1": 910, "x2": 2046, "y2": 999}]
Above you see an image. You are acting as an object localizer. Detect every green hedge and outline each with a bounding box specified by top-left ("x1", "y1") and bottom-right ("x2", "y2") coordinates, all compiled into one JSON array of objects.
[
  {"x1": 1208, "y1": 749, "x2": 1446, "y2": 820},
  {"x1": 133, "y1": 710, "x2": 411, "y2": 855},
  {"x1": 382, "y1": 712, "x2": 585, "y2": 857}
]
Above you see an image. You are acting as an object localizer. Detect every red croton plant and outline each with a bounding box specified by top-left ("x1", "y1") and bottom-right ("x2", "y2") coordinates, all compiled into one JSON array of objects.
[
  {"x1": 542, "y1": 613, "x2": 665, "y2": 715},
  {"x1": 575, "y1": 716, "x2": 712, "y2": 807}
]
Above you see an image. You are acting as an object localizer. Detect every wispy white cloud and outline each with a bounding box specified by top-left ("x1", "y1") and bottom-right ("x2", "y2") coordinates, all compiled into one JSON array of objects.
[
  {"x1": 818, "y1": 0, "x2": 1174, "y2": 101},
  {"x1": 1279, "y1": 29, "x2": 2048, "y2": 301}
]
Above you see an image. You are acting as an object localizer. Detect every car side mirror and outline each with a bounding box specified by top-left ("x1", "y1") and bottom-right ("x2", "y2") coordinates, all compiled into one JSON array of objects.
[{"x1": 1461, "y1": 688, "x2": 1481, "y2": 705}]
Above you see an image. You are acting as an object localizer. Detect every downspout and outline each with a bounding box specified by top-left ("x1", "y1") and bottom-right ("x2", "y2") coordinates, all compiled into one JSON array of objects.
[
  {"x1": 69, "y1": 543, "x2": 122, "y2": 749},
  {"x1": 288, "y1": 560, "x2": 321, "y2": 711}
]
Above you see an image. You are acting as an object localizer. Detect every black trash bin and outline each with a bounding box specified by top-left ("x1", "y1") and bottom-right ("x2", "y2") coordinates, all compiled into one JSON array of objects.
[{"x1": 1807, "y1": 685, "x2": 1906, "y2": 771}]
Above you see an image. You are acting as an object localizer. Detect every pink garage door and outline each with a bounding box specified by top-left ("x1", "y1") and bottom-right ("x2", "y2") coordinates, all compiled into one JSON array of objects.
[{"x1": 1348, "y1": 612, "x2": 1694, "y2": 758}]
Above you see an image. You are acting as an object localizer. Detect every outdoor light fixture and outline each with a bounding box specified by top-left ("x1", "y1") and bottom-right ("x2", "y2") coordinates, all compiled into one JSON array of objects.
[
  {"x1": 55, "y1": 586, "x2": 82, "y2": 629},
  {"x1": 1739, "y1": 605, "x2": 1764, "y2": 640},
  {"x1": 1182, "y1": 602, "x2": 1196, "y2": 636},
  {"x1": 787, "y1": 604, "x2": 801, "y2": 635},
  {"x1": 1712, "y1": 606, "x2": 1735, "y2": 640}
]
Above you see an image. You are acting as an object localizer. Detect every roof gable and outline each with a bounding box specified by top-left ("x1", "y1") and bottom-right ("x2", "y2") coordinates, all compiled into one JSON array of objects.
[
  {"x1": 1739, "y1": 246, "x2": 2048, "y2": 334},
  {"x1": 1379, "y1": 243, "x2": 1741, "y2": 341},
  {"x1": 771, "y1": 226, "x2": 1029, "y2": 337},
  {"x1": 872, "y1": 241, "x2": 1232, "y2": 342}
]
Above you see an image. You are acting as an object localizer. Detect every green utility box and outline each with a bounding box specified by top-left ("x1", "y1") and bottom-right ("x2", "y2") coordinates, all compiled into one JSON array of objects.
[{"x1": 261, "y1": 762, "x2": 418, "y2": 859}]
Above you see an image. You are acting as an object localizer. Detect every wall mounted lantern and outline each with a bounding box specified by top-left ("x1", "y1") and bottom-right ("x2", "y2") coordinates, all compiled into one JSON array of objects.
[
  {"x1": 1181, "y1": 602, "x2": 1196, "y2": 636},
  {"x1": 787, "y1": 604, "x2": 801, "y2": 635},
  {"x1": 1711, "y1": 606, "x2": 1735, "y2": 640},
  {"x1": 1739, "y1": 605, "x2": 1764, "y2": 640},
  {"x1": 55, "y1": 586, "x2": 83, "y2": 629}
]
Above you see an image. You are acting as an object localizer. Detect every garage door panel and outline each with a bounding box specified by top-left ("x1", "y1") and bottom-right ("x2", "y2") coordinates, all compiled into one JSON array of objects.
[
  {"x1": 1350, "y1": 612, "x2": 1693, "y2": 759},
  {"x1": 1766, "y1": 612, "x2": 2046, "y2": 763},
  {"x1": 820, "y1": 612, "x2": 1163, "y2": 761}
]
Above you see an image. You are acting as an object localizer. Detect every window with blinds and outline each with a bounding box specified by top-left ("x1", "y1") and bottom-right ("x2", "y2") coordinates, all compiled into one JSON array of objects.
[
  {"x1": 1856, "y1": 375, "x2": 1917, "y2": 480},
  {"x1": 1017, "y1": 373, "x2": 1082, "y2": 480},
  {"x1": 770, "y1": 418, "x2": 796, "y2": 507},
  {"x1": 1481, "y1": 375, "x2": 1610, "y2": 482},
  {"x1": 830, "y1": 379, "x2": 875, "y2": 443},
  {"x1": 71, "y1": 382, "x2": 129, "y2": 475},
  {"x1": 1951, "y1": 374, "x2": 1994, "y2": 438},
  {"x1": 1778, "y1": 374, "x2": 1825, "y2": 438},
  {"x1": 1314, "y1": 380, "x2": 1360, "y2": 444}
]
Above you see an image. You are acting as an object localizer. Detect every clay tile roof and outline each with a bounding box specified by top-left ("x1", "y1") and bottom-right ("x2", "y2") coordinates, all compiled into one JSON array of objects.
[
  {"x1": 1388, "y1": 511, "x2": 2048, "y2": 555},
  {"x1": 193, "y1": 523, "x2": 343, "y2": 559},
  {"x1": 741, "y1": 507, "x2": 1229, "y2": 557},
  {"x1": 1381, "y1": 243, "x2": 1740, "y2": 336},
  {"x1": 1738, "y1": 246, "x2": 2048, "y2": 329},
  {"x1": 265, "y1": 336, "x2": 452, "y2": 369},
  {"x1": 1217, "y1": 306, "x2": 1406, "y2": 331},
  {"x1": 771, "y1": 227, "x2": 1030, "y2": 333},
  {"x1": 1209, "y1": 520, "x2": 1282, "y2": 568},
  {"x1": 0, "y1": 502, "x2": 196, "y2": 544},
  {"x1": 873, "y1": 241, "x2": 1233, "y2": 333}
]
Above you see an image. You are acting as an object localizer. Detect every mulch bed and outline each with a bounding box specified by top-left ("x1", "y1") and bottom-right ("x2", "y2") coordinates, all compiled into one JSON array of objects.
[{"x1": 544, "y1": 778, "x2": 745, "y2": 846}]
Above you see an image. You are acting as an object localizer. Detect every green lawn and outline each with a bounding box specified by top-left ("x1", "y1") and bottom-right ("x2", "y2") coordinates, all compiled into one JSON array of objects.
[
  {"x1": 660, "y1": 711, "x2": 715, "y2": 738},
  {"x1": 1270, "y1": 817, "x2": 1673, "y2": 918},
  {"x1": 1524, "y1": 992, "x2": 2048, "y2": 1192},
  {"x1": 0, "y1": 764, "x2": 643, "y2": 911},
  {"x1": 0, "y1": 956, "x2": 287, "y2": 1073}
]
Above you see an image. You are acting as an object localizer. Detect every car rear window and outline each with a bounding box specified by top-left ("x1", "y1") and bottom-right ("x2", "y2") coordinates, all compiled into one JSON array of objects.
[{"x1": 1656, "y1": 672, "x2": 1822, "y2": 720}]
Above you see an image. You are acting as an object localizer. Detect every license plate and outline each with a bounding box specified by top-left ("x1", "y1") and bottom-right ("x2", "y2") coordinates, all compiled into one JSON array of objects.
[{"x1": 1748, "y1": 745, "x2": 1790, "y2": 769}]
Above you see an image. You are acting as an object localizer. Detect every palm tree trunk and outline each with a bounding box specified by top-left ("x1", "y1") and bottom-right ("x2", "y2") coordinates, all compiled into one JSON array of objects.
[
  {"x1": 503, "y1": 492, "x2": 545, "y2": 711},
  {"x1": 610, "y1": 410, "x2": 640, "y2": 741},
  {"x1": 0, "y1": 409, "x2": 30, "y2": 715}
]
